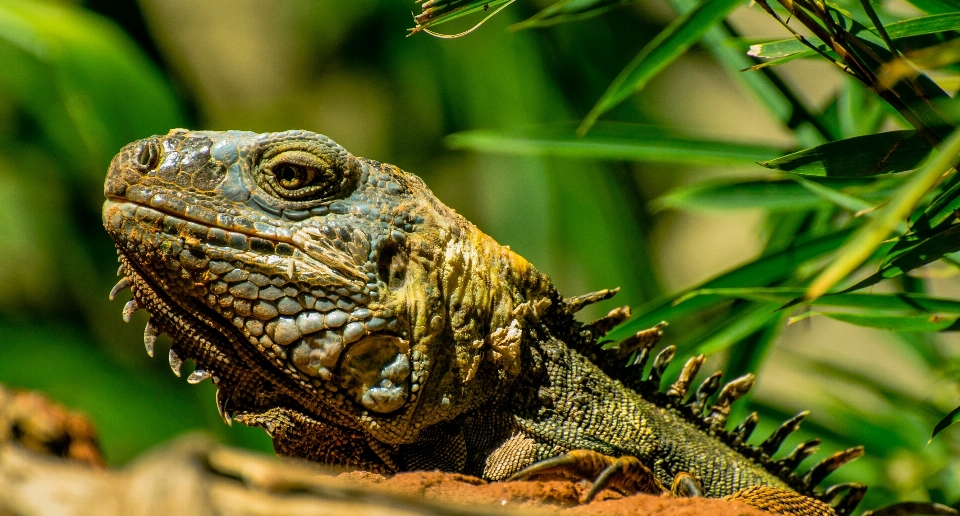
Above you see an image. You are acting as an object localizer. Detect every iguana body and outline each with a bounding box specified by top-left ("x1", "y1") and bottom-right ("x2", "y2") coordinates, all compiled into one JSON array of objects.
[{"x1": 102, "y1": 129, "x2": 863, "y2": 515}]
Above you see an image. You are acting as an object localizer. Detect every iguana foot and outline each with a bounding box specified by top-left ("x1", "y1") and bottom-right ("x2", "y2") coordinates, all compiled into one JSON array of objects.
[{"x1": 507, "y1": 449, "x2": 666, "y2": 502}]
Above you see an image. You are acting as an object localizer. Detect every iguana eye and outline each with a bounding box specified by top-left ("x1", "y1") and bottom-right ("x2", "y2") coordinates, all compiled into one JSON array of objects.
[
  {"x1": 253, "y1": 135, "x2": 360, "y2": 205},
  {"x1": 260, "y1": 150, "x2": 338, "y2": 200},
  {"x1": 273, "y1": 163, "x2": 316, "y2": 190}
]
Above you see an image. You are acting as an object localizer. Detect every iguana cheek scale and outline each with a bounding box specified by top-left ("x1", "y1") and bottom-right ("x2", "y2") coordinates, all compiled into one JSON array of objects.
[{"x1": 103, "y1": 128, "x2": 864, "y2": 516}]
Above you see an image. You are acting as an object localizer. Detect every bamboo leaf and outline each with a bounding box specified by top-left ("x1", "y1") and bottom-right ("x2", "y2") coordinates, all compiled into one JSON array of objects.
[
  {"x1": 680, "y1": 287, "x2": 960, "y2": 314},
  {"x1": 904, "y1": 0, "x2": 960, "y2": 16},
  {"x1": 914, "y1": 178, "x2": 960, "y2": 232},
  {"x1": 807, "y1": 129, "x2": 960, "y2": 299},
  {"x1": 820, "y1": 311, "x2": 959, "y2": 331},
  {"x1": 412, "y1": 0, "x2": 513, "y2": 32},
  {"x1": 511, "y1": 0, "x2": 635, "y2": 30},
  {"x1": 446, "y1": 123, "x2": 787, "y2": 165},
  {"x1": 931, "y1": 405, "x2": 960, "y2": 443},
  {"x1": 745, "y1": 13, "x2": 960, "y2": 60},
  {"x1": 690, "y1": 302, "x2": 782, "y2": 355},
  {"x1": 759, "y1": 131, "x2": 933, "y2": 177},
  {"x1": 605, "y1": 228, "x2": 855, "y2": 341},
  {"x1": 844, "y1": 224, "x2": 960, "y2": 292},
  {"x1": 789, "y1": 174, "x2": 875, "y2": 213},
  {"x1": 653, "y1": 177, "x2": 885, "y2": 212},
  {"x1": 579, "y1": 0, "x2": 745, "y2": 134}
]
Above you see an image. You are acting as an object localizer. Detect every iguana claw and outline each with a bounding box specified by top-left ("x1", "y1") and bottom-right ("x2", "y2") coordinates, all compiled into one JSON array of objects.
[{"x1": 508, "y1": 449, "x2": 666, "y2": 503}]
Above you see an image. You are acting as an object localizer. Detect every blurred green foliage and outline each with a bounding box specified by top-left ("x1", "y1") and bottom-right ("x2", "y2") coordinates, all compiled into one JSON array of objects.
[{"x1": 2, "y1": 0, "x2": 960, "y2": 513}]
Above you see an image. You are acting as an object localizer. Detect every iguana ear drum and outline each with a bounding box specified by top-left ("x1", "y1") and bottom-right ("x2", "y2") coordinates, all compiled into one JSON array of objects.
[{"x1": 338, "y1": 335, "x2": 411, "y2": 414}]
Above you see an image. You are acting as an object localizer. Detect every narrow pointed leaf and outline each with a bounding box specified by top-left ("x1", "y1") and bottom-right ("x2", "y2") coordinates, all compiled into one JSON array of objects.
[
  {"x1": 807, "y1": 129, "x2": 960, "y2": 299},
  {"x1": 511, "y1": 0, "x2": 636, "y2": 30},
  {"x1": 412, "y1": 0, "x2": 513, "y2": 32},
  {"x1": 789, "y1": 174, "x2": 874, "y2": 213},
  {"x1": 844, "y1": 223, "x2": 960, "y2": 292},
  {"x1": 653, "y1": 177, "x2": 886, "y2": 212},
  {"x1": 690, "y1": 302, "x2": 781, "y2": 355},
  {"x1": 681, "y1": 287, "x2": 960, "y2": 314},
  {"x1": 746, "y1": 13, "x2": 960, "y2": 60},
  {"x1": 759, "y1": 131, "x2": 932, "y2": 177},
  {"x1": 605, "y1": 228, "x2": 855, "y2": 341},
  {"x1": 446, "y1": 123, "x2": 787, "y2": 165},
  {"x1": 914, "y1": 178, "x2": 960, "y2": 232},
  {"x1": 820, "y1": 311, "x2": 959, "y2": 331},
  {"x1": 579, "y1": 0, "x2": 745, "y2": 133},
  {"x1": 931, "y1": 405, "x2": 960, "y2": 442}
]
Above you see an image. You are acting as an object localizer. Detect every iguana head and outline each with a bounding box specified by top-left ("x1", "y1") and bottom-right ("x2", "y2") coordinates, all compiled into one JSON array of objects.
[{"x1": 102, "y1": 129, "x2": 553, "y2": 453}]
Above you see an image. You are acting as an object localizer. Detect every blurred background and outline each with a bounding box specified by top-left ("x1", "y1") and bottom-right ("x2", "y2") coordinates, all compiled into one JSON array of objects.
[{"x1": 1, "y1": 0, "x2": 959, "y2": 511}]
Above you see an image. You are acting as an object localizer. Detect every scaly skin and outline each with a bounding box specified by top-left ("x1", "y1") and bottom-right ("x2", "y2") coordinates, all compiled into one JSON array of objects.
[{"x1": 101, "y1": 129, "x2": 857, "y2": 514}]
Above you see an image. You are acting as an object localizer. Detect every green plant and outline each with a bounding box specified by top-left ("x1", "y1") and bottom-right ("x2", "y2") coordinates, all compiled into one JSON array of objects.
[{"x1": 414, "y1": 0, "x2": 960, "y2": 509}]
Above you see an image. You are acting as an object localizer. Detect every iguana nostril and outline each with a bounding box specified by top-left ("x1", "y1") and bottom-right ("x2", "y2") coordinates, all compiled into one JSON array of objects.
[{"x1": 136, "y1": 139, "x2": 160, "y2": 170}]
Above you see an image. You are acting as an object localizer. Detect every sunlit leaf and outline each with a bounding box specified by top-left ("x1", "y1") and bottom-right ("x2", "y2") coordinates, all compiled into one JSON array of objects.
[
  {"x1": 843, "y1": 224, "x2": 960, "y2": 292},
  {"x1": 446, "y1": 122, "x2": 787, "y2": 165},
  {"x1": 819, "y1": 311, "x2": 959, "y2": 331},
  {"x1": 680, "y1": 287, "x2": 960, "y2": 314},
  {"x1": 904, "y1": 0, "x2": 960, "y2": 16},
  {"x1": 511, "y1": 0, "x2": 635, "y2": 30},
  {"x1": 689, "y1": 302, "x2": 782, "y2": 355},
  {"x1": 745, "y1": 13, "x2": 960, "y2": 60},
  {"x1": 652, "y1": 176, "x2": 886, "y2": 212},
  {"x1": 759, "y1": 131, "x2": 932, "y2": 177},
  {"x1": 914, "y1": 177, "x2": 960, "y2": 232},
  {"x1": 807, "y1": 129, "x2": 960, "y2": 299},
  {"x1": 606, "y1": 228, "x2": 855, "y2": 341},
  {"x1": 579, "y1": 0, "x2": 745, "y2": 133}
]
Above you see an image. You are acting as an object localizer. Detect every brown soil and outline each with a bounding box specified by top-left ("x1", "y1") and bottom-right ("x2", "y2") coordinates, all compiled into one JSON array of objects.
[{"x1": 340, "y1": 470, "x2": 770, "y2": 515}]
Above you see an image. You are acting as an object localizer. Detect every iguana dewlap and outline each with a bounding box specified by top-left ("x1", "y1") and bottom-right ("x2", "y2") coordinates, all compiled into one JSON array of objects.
[{"x1": 102, "y1": 129, "x2": 865, "y2": 516}]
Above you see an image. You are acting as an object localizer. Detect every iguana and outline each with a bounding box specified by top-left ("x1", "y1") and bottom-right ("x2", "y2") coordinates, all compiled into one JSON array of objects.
[{"x1": 103, "y1": 129, "x2": 865, "y2": 516}]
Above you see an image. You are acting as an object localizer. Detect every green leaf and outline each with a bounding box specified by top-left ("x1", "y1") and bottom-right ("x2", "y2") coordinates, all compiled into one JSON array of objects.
[
  {"x1": 412, "y1": 0, "x2": 514, "y2": 32},
  {"x1": 931, "y1": 405, "x2": 960, "y2": 443},
  {"x1": 511, "y1": 0, "x2": 635, "y2": 30},
  {"x1": 818, "y1": 311, "x2": 959, "y2": 331},
  {"x1": 904, "y1": 0, "x2": 960, "y2": 15},
  {"x1": 0, "y1": 0, "x2": 185, "y2": 180},
  {"x1": 579, "y1": 0, "x2": 745, "y2": 133},
  {"x1": 807, "y1": 129, "x2": 960, "y2": 299},
  {"x1": 653, "y1": 176, "x2": 885, "y2": 212},
  {"x1": 689, "y1": 302, "x2": 782, "y2": 355},
  {"x1": 789, "y1": 174, "x2": 875, "y2": 213},
  {"x1": 605, "y1": 228, "x2": 855, "y2": 341},
  {"x1": 745, "y1": 13, "x2": 960, "y2": 61},
  {"x1": 759, "y1": 131, "x2": 933, "y2": 177},
  {"x1": 845, "y1": 224, "x2": 960, "y2": 292},
  {"x1": 446, "y1": 123, "x2": 788, "y2": 165},
  {"x1": 681, "y1": 287, "x2": 960, "y2": 314},
  {"x1": 914, "y1": 177, "x2": 960, "y2": 232}
]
